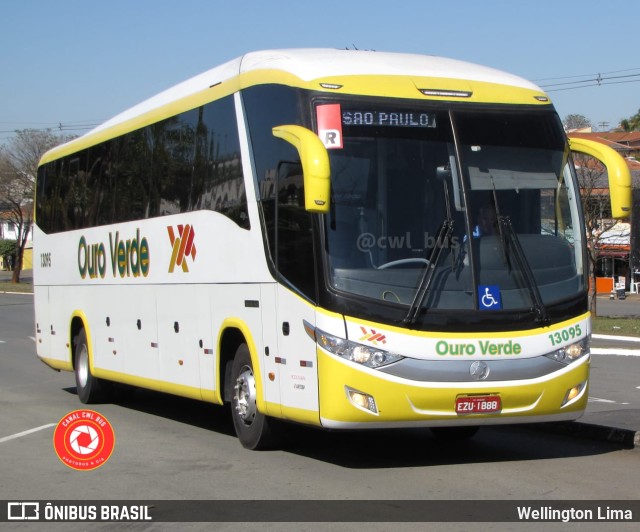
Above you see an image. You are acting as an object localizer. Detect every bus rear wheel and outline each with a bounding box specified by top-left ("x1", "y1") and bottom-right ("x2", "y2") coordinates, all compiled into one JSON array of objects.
[
  {"x1": 74, "y1": 328, "x2": 111, "y2": 404},
  {"x1": 230, "y1": 343, "x2": 277, "y2": 450}
]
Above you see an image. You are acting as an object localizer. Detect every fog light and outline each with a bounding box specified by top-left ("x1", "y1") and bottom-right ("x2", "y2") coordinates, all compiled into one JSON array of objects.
[
  {"x1": 562, "y1": 382, "x2": 585, "y2": 406},
  {"x1": 345, "y1": 386, "x2": 378, "y2": 414}
]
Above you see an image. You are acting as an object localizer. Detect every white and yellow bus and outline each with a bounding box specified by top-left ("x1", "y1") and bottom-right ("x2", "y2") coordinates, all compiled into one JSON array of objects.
[{"x1": 34, "y1": 49, "x2": 631, "y2": 449}]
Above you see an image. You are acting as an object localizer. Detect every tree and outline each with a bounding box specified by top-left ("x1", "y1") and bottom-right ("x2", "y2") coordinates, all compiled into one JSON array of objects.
[
  {"x1": 620, "y1": 108, "x2": 640, "y2": 132},
  {"x1": 563, "y1": 114, "x2": 592, "y2": 131},
  {"x1": 0, "y1": 129, "x2": 73, "y2": 283}
]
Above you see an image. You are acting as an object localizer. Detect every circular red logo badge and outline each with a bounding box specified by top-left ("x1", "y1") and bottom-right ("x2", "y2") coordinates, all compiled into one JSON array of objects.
[{"x1": 53, "y1": 409, "x2": 115, "y2": 470}]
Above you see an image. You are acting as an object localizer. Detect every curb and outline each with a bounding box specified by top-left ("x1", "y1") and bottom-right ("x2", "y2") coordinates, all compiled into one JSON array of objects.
[
  {"x1": 592, "y1": 333, "x2": 640, "y2": 342},
  {"x1": 535, "y1": 421, "x2": 640, "y2": 448},
  {"x1": 591, "y1": 334, "x2": 640, "y2": 356},
  {"x1": 0, "y1": 290, "x2": 33, "y2": 295}
]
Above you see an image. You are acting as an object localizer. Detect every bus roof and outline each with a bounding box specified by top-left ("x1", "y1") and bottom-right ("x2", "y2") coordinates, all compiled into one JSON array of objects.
[
  {"x1": 40, "y1": 49, "x2": 549, "y2": 165},
  {"x1": 96, "y1": 49, "x2": 543, "y2": 132}
]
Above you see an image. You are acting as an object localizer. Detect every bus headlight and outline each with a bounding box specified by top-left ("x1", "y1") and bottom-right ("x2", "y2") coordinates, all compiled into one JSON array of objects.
[
  {"x1": 312, "y1": 326, "x2": 403, "y2": 369},
  {"x1": 545, "y1": 337, "x2": 590, "y2": 365}
]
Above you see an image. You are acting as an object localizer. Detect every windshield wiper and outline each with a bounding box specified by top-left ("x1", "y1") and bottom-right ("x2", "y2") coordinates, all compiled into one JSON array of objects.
[
  {"x1": 486, "y1": 174, "x2": 549, "y2": 324},
  {"x1": 498, "y1": 216, "x2": 550, "y2": 325},
  {"x1": 403, "y1": 218, "x2": 454, "y2": 325}
]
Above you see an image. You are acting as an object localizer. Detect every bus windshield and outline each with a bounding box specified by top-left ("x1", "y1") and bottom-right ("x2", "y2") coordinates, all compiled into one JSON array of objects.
[{"x1": 322, "y1": 103, "x2": 584, "y2": 318}]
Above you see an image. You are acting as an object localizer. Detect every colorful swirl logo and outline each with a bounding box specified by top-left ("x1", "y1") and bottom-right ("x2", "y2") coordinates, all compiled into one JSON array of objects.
[{"x1": 168, "y1": 224, "x2": 197, "y2": 273}]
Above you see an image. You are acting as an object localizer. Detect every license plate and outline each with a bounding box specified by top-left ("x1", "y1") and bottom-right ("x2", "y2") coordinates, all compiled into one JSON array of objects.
[{"x1": 455, "y1": 395, "x2": 501, "y2": 414}]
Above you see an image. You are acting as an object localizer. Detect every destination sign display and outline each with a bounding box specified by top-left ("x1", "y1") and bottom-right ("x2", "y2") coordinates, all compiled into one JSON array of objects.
[{"x1": 342, "y1": 110, "x2": 437, "y2": 128}]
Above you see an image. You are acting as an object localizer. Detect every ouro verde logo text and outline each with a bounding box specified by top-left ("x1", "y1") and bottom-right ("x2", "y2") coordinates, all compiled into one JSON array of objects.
[{"x1": 78, "y1": 229, "x2": 150, "y2": 279}]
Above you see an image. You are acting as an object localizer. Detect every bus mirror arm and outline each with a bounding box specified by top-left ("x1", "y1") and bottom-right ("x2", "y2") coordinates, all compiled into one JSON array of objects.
[
  {"x1": 569, "y1": 137, "x2": 632, "y2": 219},
  {"x1": 273, "y1": 125, "x2": 331, "y2": 214}
]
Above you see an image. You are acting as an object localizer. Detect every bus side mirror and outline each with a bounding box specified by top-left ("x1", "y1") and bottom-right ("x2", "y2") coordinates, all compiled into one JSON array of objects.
[
  {"x1": 272, "y1": 125, "x2": 330, "y2": 213},
  {"x1": 569, "y1": 137, "x2": 632, "y2": 219}
]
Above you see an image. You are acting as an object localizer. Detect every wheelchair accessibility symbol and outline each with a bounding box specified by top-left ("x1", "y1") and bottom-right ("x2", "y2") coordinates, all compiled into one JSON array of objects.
[{"x1": 479, "y1": 285, "x2": 502, "y2": 310}]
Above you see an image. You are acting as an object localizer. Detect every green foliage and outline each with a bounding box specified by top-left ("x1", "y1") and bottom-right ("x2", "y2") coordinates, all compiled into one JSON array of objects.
[
  {"x1": 620, "y1": 108, "x2": 640, "y2": 132},
  {"x1": 0, "y1": 239, "x2": 16, "y2": 257},
  {"x1": 592, "y1": 316, "x2": 640, "y2": 337}
]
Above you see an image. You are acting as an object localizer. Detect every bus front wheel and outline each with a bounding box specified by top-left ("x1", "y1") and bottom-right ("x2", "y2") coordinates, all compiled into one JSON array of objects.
[
  {"x1": 230, "y1": 343, "x2": 277, "y2": 450},
  {"x1": 73, "y1": 328, "x2": 110, "y2": 404}
]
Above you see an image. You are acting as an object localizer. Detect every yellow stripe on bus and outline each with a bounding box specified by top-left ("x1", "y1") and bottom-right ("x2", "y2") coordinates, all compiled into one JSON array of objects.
[{"x1": 39, "y1": 70, "x2": 550, "y2": 166}]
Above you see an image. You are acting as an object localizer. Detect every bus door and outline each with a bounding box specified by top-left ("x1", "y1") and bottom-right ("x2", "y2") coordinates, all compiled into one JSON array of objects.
[
  {"x1": 259, "y1": 283, "x2": 282, "y2": 416},
  {"x1": 259, "y1": 282, "x2": 319, "y2": 422},
  {"x1": 269, "y1": 159, "x2": 320, "y2": 422},
  {"x1": 273, "y1": 285, "x2": 319, "y2": 421}
]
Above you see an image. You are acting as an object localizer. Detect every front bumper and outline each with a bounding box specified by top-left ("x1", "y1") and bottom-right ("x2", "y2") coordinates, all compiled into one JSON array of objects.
[{"x1": 318, "y1": 349, "x2": 589, "y2": 429}]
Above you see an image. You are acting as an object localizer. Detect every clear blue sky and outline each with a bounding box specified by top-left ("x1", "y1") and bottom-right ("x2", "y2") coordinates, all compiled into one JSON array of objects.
[{"x1": 1, "y1": 0, "x2": 638, "y2": 142}]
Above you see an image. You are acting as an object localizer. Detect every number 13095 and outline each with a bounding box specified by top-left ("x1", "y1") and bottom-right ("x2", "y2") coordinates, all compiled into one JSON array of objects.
[{"x1": 548, "y1": 324, "x2": 583, "y2": 346}]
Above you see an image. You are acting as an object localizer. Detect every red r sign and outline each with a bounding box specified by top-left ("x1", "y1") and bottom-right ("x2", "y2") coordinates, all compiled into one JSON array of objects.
[{"x1": 316, "y1": 104, "x2": 343, "y2": 149}]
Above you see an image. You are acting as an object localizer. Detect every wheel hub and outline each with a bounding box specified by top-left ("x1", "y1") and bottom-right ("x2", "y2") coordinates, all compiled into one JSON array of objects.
[
  {"x1": 234, "y1": 366, "x2": 257, "y2": 426},
  {"x1": 77, "y1": 345, "x2": 89, "y2": 388}
]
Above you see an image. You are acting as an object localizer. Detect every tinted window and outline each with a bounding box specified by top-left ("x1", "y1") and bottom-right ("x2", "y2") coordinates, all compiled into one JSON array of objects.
[{"x1": 36, "y1": 95, "x2": 248, "y2": 232}]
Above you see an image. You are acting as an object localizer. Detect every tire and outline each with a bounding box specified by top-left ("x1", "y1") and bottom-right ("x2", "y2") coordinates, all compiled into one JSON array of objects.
[
  {"x1": 430, "y1": 426, "x2": 480, "y2": 440},
  {"x1": 230, "y1": 343, "x2": 277, "y2": 450},
  {"x1": 74, "y1": 328, "x2": 111, "y2": 404}
]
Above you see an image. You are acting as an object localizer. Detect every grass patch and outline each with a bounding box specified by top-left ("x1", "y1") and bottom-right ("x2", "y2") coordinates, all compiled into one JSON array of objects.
[
  {"x1": 0, "y1": 280, "x2": 33, "y2": 294},
  {"x1": 591, "y1": 316, "x2": 640, "y2": 337}
]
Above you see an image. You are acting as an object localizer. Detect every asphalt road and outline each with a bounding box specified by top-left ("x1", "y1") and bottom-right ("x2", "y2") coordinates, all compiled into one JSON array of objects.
[
  {"x1": 1, "y1": 293, "x2": 639, "y2": 530},
  {"x1": 596, "y1": 293, "x2": 640, "y2": 318}
]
